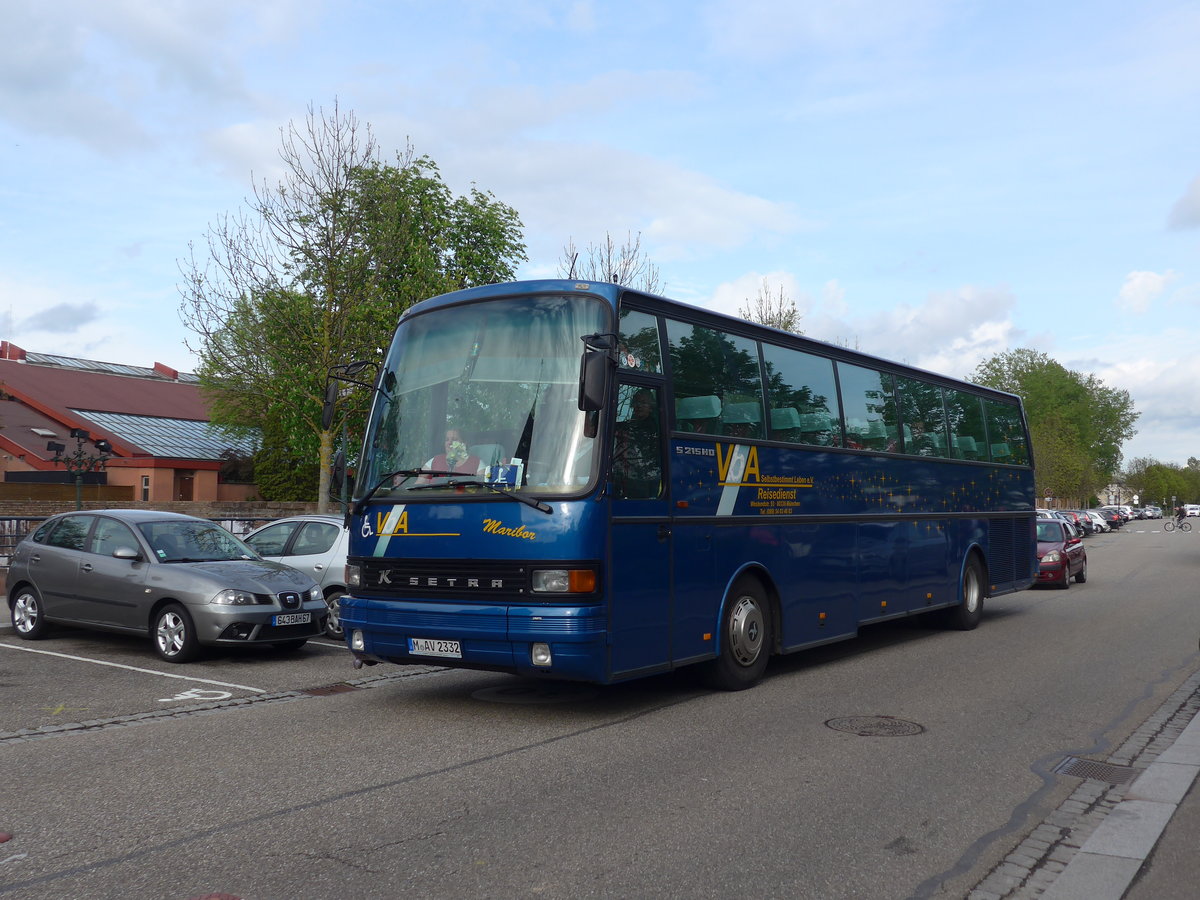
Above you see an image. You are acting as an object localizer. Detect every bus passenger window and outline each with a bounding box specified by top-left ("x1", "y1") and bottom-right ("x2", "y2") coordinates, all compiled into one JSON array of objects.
[{"x1": 612, "y1": 385, "x2": 662, "y2": 499}]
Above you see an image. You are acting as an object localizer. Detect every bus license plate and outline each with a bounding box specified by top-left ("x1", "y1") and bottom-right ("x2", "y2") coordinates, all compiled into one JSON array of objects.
[
  {"x1": 409, "y1": 637, "x2": 462, "y2": 658},
  {"x1": 273, "y1": 613, "x2": 311, "y2": 626}
]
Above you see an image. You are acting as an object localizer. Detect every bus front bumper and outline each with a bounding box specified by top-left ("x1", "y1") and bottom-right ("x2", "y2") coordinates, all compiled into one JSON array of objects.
[{"x1": 341, "y1": 595, "x2": 609, "y2": 682}]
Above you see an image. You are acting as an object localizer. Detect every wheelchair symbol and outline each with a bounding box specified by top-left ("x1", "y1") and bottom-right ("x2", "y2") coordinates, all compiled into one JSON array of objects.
[{"x1": 160, "y1": 688, "x2": 232, "y2": 702}]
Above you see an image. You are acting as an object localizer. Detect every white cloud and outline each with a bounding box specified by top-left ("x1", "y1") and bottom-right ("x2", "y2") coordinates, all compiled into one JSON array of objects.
[
  {"x1": 702, "y1": 0, "x2": 948, "y2": 59},
  {"x1": 1116, "y1": 270, "x2": 1177, "y2": 314},
  {"x1": 1168, "y1": 174, "x2": 1200, "y2": 230}
]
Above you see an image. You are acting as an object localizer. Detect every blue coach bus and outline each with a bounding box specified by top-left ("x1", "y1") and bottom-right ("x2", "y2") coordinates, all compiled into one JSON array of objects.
[{"x1": 338, "y1": 280, "x2": 1036, "y2": 690}]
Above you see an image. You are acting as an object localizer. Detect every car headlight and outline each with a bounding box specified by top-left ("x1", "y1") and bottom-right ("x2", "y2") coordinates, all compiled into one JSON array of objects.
[
  {"x1": 1041, "y1": 550, "x2": 1062, "y2": 563},
  {"x1": 211, "y1": 589, "x2": 263, "y2": 606}
]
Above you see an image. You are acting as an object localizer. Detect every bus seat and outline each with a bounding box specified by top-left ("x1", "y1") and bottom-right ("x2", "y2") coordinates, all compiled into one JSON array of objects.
[
  {"x1": 864, "y1": 419, "x2": 891, "y2": 449},
  {"x1": 676, "y1": 395, "x2": 721, "y2": 433},
  {"x1": 770, "y1": 407, "x2": 801, "y2": 440},
  {"x1": 955, "y1": 436, "x2": 978, "y2": 459},
  {"x1": 990, "y1": 442, "x2": 1011, "y2": 462},
  {"x1": 722, "y1": 402, "x2": 762, "y2": 438},
  {"x1": 770, "y1": 407, "x2": 801, "y2": 430},
  {"x1": 469, "y1": 443, "x2": 506, "y2": 466}
]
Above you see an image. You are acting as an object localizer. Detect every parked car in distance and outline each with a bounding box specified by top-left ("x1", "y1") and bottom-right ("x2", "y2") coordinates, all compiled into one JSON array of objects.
[
  {"x1": 1099, "y1": 506, "x2": 1127, "y2": 527},
  {"x1": 1054, "y1": 510, "x2": 1091, "y2": 535},
  {"x1": 7, "y1": 510, "x2": 326, "y2": 662},
  {"x1": 1081, "y1": 510, "x2": 1110, "y2": 533},
  {"x1": 1035, "y1": 518, "x2": 1088, "y2": 588},
  {"x1": 244, "y1": 514, "x2": 348, "y2": 639},
  {"x1": 1185, "y1": 504, "x2": 1200, "y2": 518},
  {"x1": 1143, "y1": 505, "x2": 1162, "y2": 519}
]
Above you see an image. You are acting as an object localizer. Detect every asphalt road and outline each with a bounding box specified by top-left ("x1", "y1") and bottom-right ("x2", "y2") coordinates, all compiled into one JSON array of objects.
[{"x1": 1, "y1": 521, "x2": 1197, "y2": 899}]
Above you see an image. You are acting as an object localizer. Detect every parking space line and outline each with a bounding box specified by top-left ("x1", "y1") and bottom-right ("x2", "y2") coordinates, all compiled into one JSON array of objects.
[{"x1": 0, "y1": 642, "x2": 266, "y2": 693}]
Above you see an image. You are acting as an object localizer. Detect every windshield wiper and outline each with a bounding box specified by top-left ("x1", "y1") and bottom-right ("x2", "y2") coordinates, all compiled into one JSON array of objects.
[
  {"x1": 407, "y1": 478, "x2": 553, "y2": 514},
  {"x1": 351, "y1": 468, "x2": 460, "y2": 516}
]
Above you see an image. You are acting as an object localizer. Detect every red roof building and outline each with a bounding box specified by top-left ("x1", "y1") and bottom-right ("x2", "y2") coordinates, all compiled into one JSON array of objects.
[{"x1": 0, "y1": 341, "x2": 256, "y2": 502}]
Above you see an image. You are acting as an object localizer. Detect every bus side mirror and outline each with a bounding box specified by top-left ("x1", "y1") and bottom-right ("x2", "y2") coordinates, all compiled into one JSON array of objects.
[
  {"x1": 321, "y1": 380, "x2": 338, "y2": 430},
  {"x1": 578, "y1": 350, "x2": 610, "y2": 413}
]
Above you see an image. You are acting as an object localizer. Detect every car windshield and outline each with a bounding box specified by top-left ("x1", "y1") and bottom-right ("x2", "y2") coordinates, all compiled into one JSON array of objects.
[
  {"x1": 1036, "y1": 522, "x2": 1063, "y2": 542},
  {"x1": 137, "y1": 521, "x2": 258, "y2": 563}
]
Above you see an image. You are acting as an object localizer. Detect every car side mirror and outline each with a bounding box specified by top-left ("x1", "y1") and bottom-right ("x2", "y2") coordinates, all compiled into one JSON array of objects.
[{"x1": 113, "y1": 546, "x2": 141, "y2": 561}]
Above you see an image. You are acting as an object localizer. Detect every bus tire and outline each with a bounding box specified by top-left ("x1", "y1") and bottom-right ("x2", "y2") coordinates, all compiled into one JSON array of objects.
[
  {"x1": 944, "y1": 555, "x2": 985, "y2": 630},
  {"x1": 704, "y1": 575, "x2": 772, "y2": 691}
]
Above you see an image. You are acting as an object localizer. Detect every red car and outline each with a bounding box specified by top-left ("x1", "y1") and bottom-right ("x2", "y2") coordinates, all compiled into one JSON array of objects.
[{"x1": 1035, "y1": 518, "x2": 1088, "y2": 588}]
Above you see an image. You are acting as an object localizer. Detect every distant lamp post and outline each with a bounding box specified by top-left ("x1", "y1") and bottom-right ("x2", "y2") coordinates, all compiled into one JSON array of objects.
[{"x1": 48, "y1": 431, "x2": 113, "y2": 510}]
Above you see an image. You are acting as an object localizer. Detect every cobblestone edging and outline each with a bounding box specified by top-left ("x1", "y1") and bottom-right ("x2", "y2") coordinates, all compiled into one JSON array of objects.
[
  {"x1": 0, "y1": 668, "x2": 439, "y2": 746},
  {"x1": 968, "y1": 669, "x2": 1200, "y2": 899}
]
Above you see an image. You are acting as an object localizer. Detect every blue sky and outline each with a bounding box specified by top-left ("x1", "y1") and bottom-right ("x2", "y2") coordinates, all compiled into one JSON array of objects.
[{"x1": 1, "y1": 0, "x2": 1197, "y2": 466}]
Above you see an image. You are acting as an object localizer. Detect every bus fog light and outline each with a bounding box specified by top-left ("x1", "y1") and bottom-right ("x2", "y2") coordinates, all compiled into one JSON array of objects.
[
  {"x1": 351, "y1": 630, "x2": 365, "y2": 651},
  {"x1": 531, "y1": 643, "x2": 553, "y2": 666}
]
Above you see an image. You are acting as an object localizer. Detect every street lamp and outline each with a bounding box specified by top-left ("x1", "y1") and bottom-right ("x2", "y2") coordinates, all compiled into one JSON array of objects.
[{"x1": 47, "y1": 431, "x2": 112, "y2": 510}]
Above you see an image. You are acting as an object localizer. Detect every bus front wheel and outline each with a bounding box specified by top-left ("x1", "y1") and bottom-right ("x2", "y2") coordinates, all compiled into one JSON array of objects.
[
  {"x1": 943, "y1": 556, "x2": 985, "y2": 630},
  {"x1": 705, "y1": 576, "x2": 772, "y2": 691}
]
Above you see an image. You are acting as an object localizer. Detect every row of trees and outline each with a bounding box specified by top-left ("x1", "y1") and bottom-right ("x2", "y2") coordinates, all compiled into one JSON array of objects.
[
  {"x1": 1122, "y1": 457, "x2": 1200, "y2": 508},
  {"x1": 182, "y1": 104, "x2": 1151, "y2": 508}
]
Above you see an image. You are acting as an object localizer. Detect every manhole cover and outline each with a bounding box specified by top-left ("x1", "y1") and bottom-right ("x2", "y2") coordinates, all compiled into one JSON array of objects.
[
  {"x1": 826, "y1": 716, "x2": 925, "y2": 736},
  {"x1": 472, "y1": 683, "x2": 598, "y2": 705}
]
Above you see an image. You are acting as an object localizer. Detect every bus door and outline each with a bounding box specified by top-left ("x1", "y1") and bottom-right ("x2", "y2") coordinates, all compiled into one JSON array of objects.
[{"x1": 608, "y1": 381, "x2": 672, "y2": 678}]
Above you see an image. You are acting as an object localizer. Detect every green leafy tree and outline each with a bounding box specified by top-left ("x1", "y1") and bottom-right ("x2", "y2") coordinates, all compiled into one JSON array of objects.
[
  {"x1": 180, "y1": 102, "x2": 526, "y2": 506},
  {"x1": 970, "y1": 348, "x2": 1139, "y2": 504}
]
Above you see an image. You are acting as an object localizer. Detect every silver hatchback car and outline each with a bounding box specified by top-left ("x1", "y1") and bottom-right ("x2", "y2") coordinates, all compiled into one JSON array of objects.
[
  {"x1": 7, "y1": 509, "x2": 327, "y2": 662},
  {"x1": 243, "y1": 514, "x2": 348, "y2": 639}
]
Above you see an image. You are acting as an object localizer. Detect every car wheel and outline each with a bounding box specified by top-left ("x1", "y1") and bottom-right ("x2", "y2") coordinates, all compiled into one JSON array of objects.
[
  {"x1": 943, "y1": 554, "x2": 986, "y2": 629},
  {"x1": 1059, "y1": 569, "x2": 1071, "y2": 589},
  {"x1": 272, "y1": 639, "x2": 308, "y2": 652},
  {"x1": 153, "y1": 603, "x2": 200, "y2": 663},
  {"x1": 703, "y1": 575, "x2": 772, "y2": 691},
  {"x1": 1075, "y1": 559, "x2": 1088, "y2": 583},
  {"x1": 11, "y1": 585, "x2": 49, "y2": 639},
  {"x1": 324, "y1": 590, "x2": 345, "y2": 640}
]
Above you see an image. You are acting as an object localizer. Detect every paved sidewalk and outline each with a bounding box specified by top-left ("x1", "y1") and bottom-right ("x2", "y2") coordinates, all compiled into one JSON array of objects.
[{"x1": 970, "y1": 667, "x2": 1200, "y2": 899}]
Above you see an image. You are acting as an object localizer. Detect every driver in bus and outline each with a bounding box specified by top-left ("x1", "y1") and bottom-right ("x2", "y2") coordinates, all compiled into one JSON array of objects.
[
  {"x1": 613, "y1": 390, "x2": 661, "y2": 499},
  {"x1": 418, "y1": 428, "x2": 483, "y2": 482}
]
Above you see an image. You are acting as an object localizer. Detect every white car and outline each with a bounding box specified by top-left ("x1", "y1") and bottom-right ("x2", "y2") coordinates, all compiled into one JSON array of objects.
[
  {"x1": 244, "y1": 515, "x2": 349, "y2": 639},
  {"x1": 1083, "y1": 511, "x2": 1110, "y2": 533},
  {"x1": 1186, "y1": 505, "x2": 1200, "y2": 518}
]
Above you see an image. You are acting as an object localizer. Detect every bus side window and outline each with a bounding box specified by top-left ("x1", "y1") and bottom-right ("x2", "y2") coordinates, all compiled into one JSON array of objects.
[{"x1": 612, "y1": 384, "x2": 663, "y2": 499}]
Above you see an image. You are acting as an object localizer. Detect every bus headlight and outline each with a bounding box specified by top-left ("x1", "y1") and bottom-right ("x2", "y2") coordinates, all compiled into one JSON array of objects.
[
  {"x1": 531, "y1": 643, "x2": 553, "y2": 666},
  {"x1": 531, "y1": 568, "x2": 596, "y2": 593},
  {"x1": 351, "y1": 630, "x2": 365, "y2": 651},
  {"x1": 346, "y1": 564, "x2": 361, "y2": 587}
]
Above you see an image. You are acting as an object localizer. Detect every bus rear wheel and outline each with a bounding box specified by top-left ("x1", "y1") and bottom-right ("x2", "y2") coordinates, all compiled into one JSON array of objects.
[
  {"x1": 943, "y1": 556, "x2": 985, "y2": 630},
  {"x1": 704, "y1": 576, "x2": 772, "y2": 691}
]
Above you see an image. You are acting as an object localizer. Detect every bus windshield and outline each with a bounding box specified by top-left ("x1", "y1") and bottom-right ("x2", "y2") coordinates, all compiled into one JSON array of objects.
[{"x1": 359, "y1": 293, "x2": 607, "y2": 499}]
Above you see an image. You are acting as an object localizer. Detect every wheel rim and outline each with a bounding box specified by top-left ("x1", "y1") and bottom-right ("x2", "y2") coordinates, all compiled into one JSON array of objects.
[
  {"x1": 155, "y1": 611, "x2": 187, "y2": 657},
  {"x1": 326, "y1": 594, "x2": 344, "y2": 638},
  {"x1": 13, "y1": 592, "x2": 39, "y2": 633},
  {"x1": 963, "y1": 565, "x2": 981, "y2": 612},
  {"x1": 727, "y1": 595, "x2": 764, "y2": 667}
]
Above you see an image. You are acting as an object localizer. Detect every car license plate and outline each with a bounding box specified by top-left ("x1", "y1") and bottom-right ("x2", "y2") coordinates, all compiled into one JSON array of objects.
[
  {"x1": 408, "y1": 637, "x2": 462, "y2": 658},
  {"x1": 273, "y1": 613, "x2": 311, "y2": 626}
]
